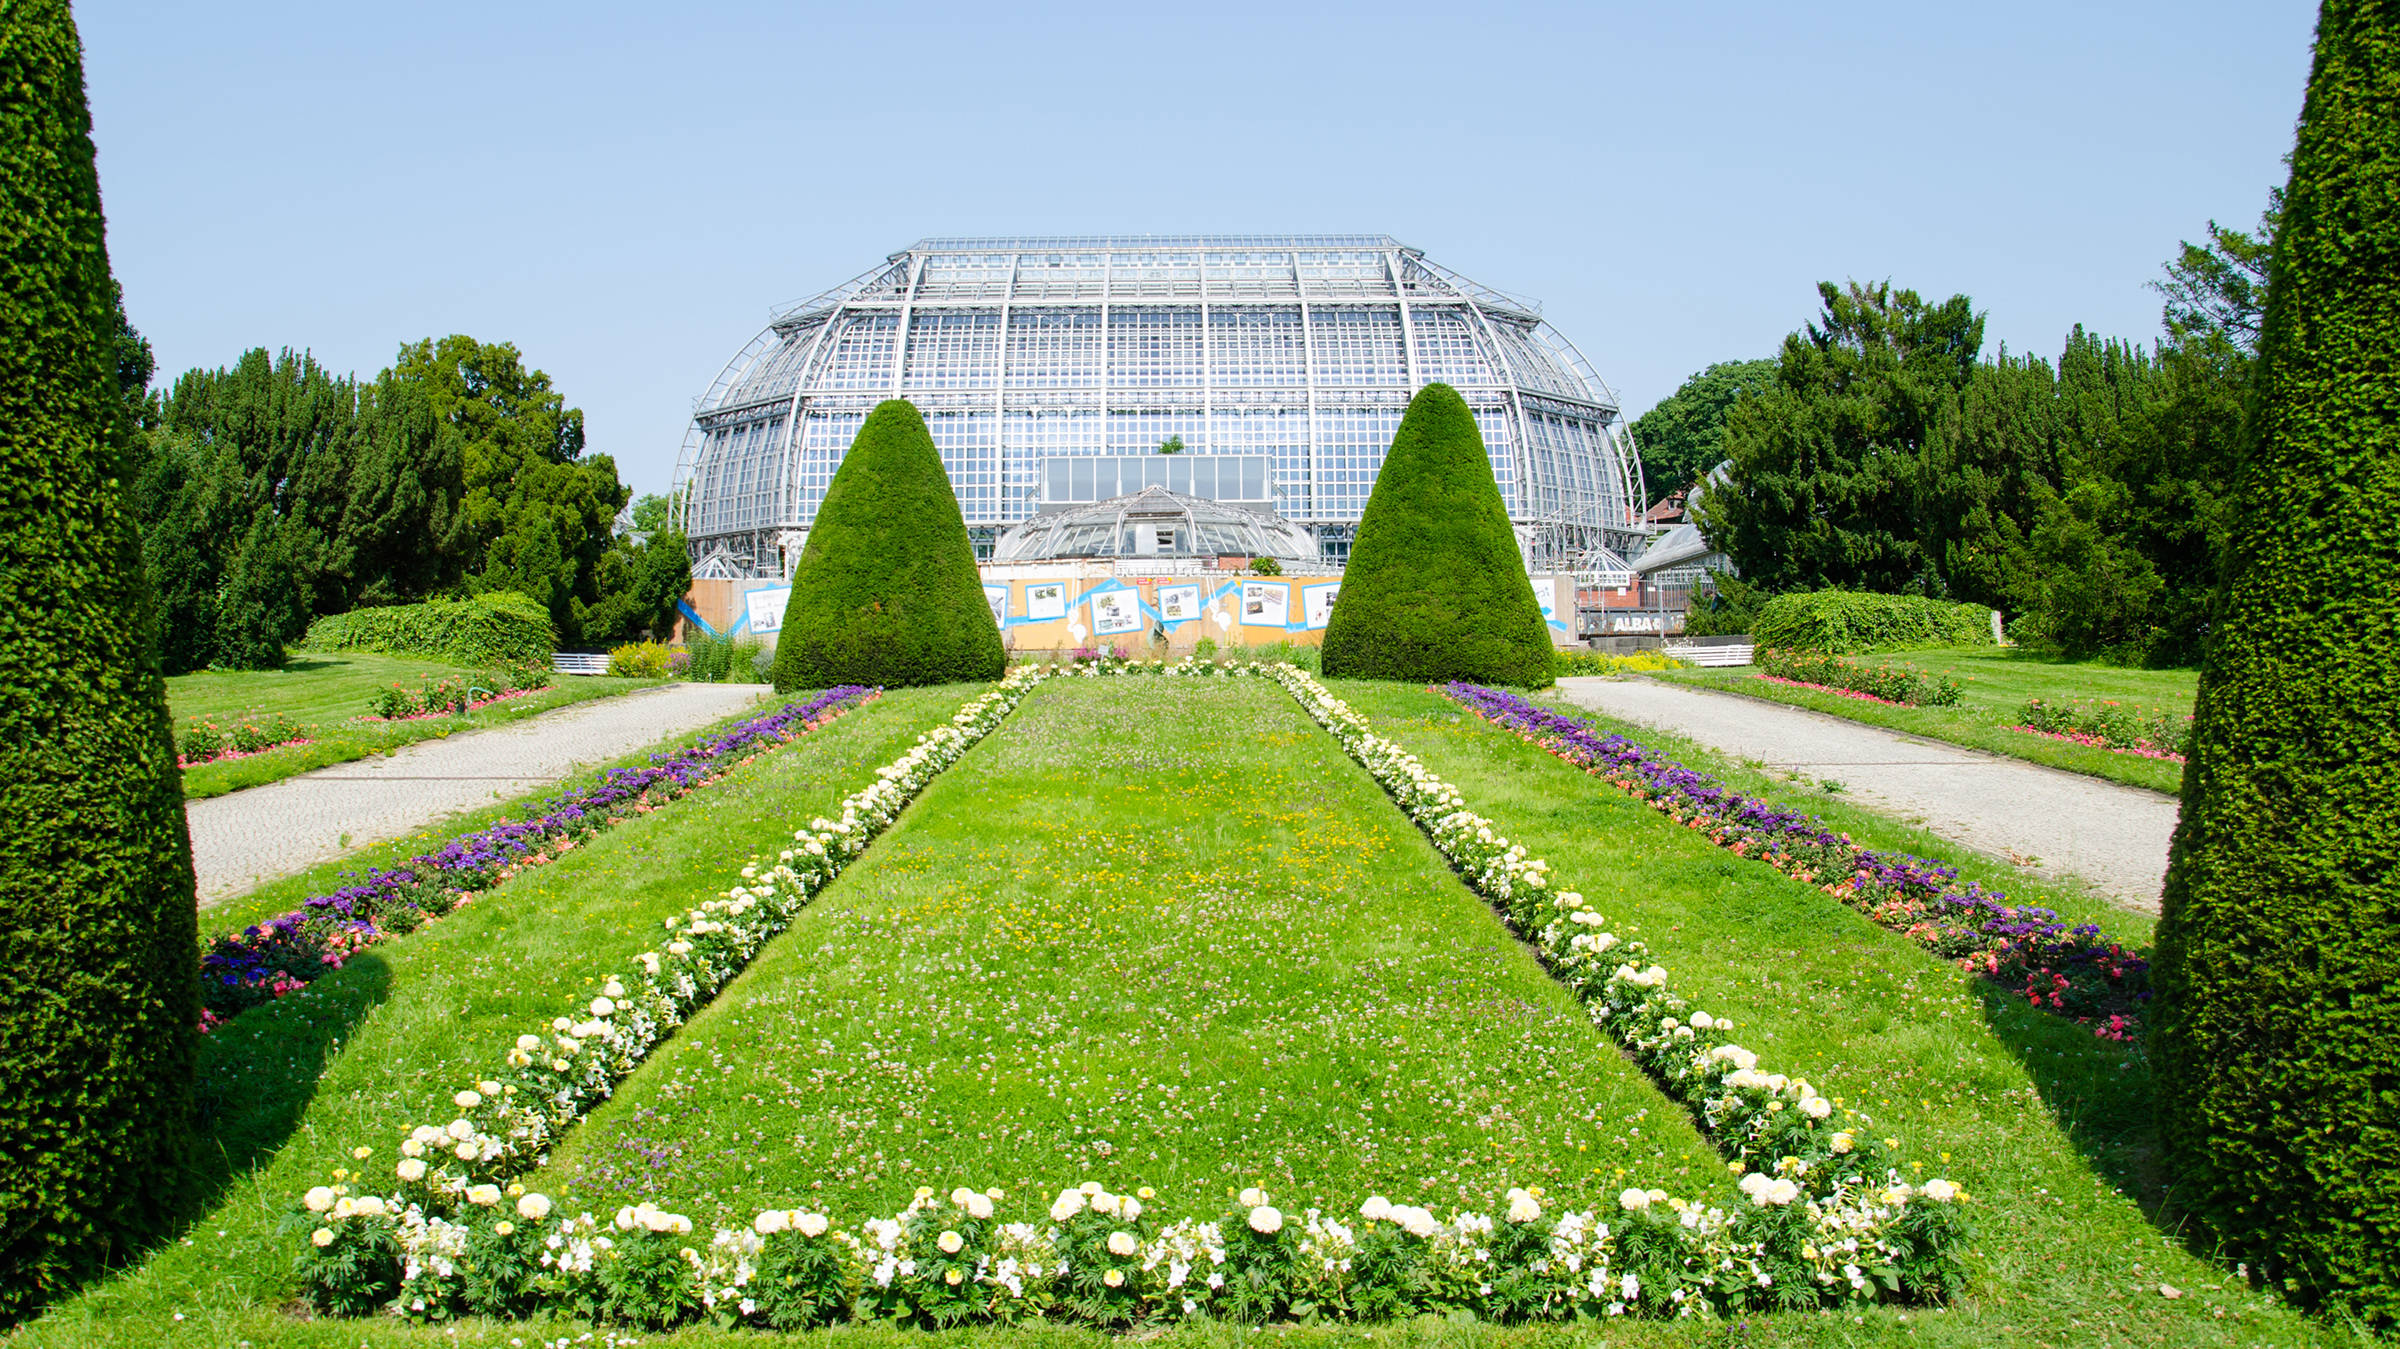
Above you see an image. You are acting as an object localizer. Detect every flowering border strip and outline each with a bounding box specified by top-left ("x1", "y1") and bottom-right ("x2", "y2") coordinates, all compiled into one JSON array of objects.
[
  {"x1": 288, "y1": 663, "x2": 1970, "y2": 1330},
  {"x1": 1756, "y1": 675, "x2": 1907, "y2": 706},
  {"x1": 198, "y1": 684, "x2": 881, "y2": 1029},
  {"x1": 1443, "y1": 683, "x2": 2150, "y2": 1041},
  {"x1": 2007, "y1": 723, "x2": 2186, "y2": 763}
]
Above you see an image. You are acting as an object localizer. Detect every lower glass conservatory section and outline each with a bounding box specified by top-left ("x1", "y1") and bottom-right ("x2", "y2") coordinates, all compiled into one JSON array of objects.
[{"x1": 678, "y1": 236, "x2": 1646, "y2": 580}]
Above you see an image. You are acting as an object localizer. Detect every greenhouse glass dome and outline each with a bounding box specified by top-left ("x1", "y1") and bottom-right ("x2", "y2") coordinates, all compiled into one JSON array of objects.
[{"x1": 674, "y1": 235, "x2": 1647, "y2": 578}]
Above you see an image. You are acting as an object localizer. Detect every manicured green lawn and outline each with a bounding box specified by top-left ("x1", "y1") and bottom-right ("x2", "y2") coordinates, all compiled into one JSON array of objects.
[
  {"x1": 165, "y1": 653, "x2": 661, "y2": 799},
  {"x1": 9, "y1": 685, "x2": 971, "y2": 1349},
  {"x1": 538, "y1": 676, "x2": 1723, "y2": 1225},
  {"x1": 1328, "y1": 679, "x2": 2351, "y2": 1348},
  {"x1": 1649, "y1": 646, "x2": 2199, "y2": 793}
]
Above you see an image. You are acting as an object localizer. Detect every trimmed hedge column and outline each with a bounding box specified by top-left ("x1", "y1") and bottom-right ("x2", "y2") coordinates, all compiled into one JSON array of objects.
[
  {"x1": 0, "y1": 3, "x2": 202, "y2": 1322},
  {"x1": 770, "y1": 399, "x2": 1004, "y2": 691},
  {"x1": 1321, "y1": 382, "x2": 1553, "y2": 687},
  {"x1": 2152, "y1": 0, "x2": 2400, "y2": 1324}
]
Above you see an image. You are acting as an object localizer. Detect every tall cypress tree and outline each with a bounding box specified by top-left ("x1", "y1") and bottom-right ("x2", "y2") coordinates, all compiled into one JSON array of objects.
[
  {"x1": 2152, "y1": 0, "x2": 2400, "y2": 1323},
  {"x1": 769, "y1": 399, "x2": 1004, "y2": 690},
  {"x1": 0, "y1": 2, "x2": 201, "y2": 1320},
  {"x1": 1320, "y1": 382, "x2": 1553, "y2": 687}
]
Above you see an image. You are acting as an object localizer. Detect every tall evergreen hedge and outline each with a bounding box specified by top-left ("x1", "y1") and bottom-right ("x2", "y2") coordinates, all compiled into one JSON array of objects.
[
  {"x1": 0, "y1": 3, "x2": 201, "y2": 1321},
  {"x1": 2152, "y1": 0, "x2": 2400, "y2": 1324},
  {"x1": 769, "y1": 400, "x2": 1004, "y2": 691},
  {"x1": 1320, "y1": 383, "x2": 1554, "y2": 687}
]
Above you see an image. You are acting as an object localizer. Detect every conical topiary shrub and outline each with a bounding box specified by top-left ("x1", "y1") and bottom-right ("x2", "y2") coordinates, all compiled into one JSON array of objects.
[
  {"x1": 769, "y1": 399, "x2": 1005, "y2": 691},
  {"x1": 2152, "y1": 0, "x2": 2400, "y2": 1324},
  {"x1": 1320, "y1": 382, "x2": 1554, "y2": 687},
  {"x1": 0, "y1": 1, "x2": 201, "y2": 1322}
]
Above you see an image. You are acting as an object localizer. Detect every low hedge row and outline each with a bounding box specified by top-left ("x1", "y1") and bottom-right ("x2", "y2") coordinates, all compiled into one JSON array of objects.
[
  {"x1": 301, "y1": 593, "x2": 556, "y2": 667},
  {"x1": 1750, "y1": 591, "x2": 1995, "y2": 654},
  {"x1": 1757, "y1": 648, "x2": 1962, "y2": 706}
]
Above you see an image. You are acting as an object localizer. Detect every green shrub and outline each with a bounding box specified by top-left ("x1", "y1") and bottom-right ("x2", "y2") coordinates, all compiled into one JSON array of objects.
[
  {"x1": 1250, "y1": 555, "x2": 1282, "y2": 576},
  {"x1": 769, "y1": 399, "x2": 1005, "y2": 692},
  {"x1": 685, "y1": 629, "x2": 766, "y2": 684},
  {"x1": 1320, "y1": 383, "x2": 1554, "y2": 688},
  {"x1": 1681, "y1": 569, "x2": 1765, "y2": 637},
  {"x1": 175, "y1": 713, "x2": 308, "y2": 763},
  {"x1": 301, "y1": 592, "x2": 555, "y2": 666},
  {"x1": 607, "y1": 640, "x2": 671, "y2": 679},
  {"x1": 1748, "y1": 590, "x2": 1995, "y2": 653},
  {"x1": 2153, "y1": 2, "x2": 2400, "y2": 1323},
  {"x1": 1756, "y1": 648, "x2": 1962, "y2": 706},
  {"x1": 0, "y1": 4, "x2": 202, "y2": 1320}
]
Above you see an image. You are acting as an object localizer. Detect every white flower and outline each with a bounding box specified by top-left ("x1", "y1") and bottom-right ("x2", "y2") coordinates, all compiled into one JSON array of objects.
[
  {"x1": 590, "y1": 996, "x2": 616, "y2": 1018},
  {"x1": 1050, "y1": 1189, "x2": 1085, "y2": 1223},
  {"x1": 454, "y1": 1089, "x2": 482, "y2": 1110},
  {"x1": 1738, "y1": 1172, "x2": 1773, "y2": 1204},
  {"x1": 1121, "y1": 1196, "x2": 1142, "y2": 1221},
  {"x1": 938, "y1": 1229, "x2": 964, "y2": 1254},
  {"x1": 1103, "y1": 1268, "x2": 1124, "y2": 1288},
  {"x1": 303, "y1": 1186, "x2": 335, "y2": 1213},
  {"x1": 517, "y1": 1193, "x2": 552, "y2": 1220},
  {"x1": 1764, "y1": 1179, "x2": 1800, "y2": 1206},
  {"x1": 454, "y1": 1142, "x2": 478, "y2": 1161},
  {"x1": 754, "y1": 1210, "x2": 788, "y2": 1236},
  {"x1": 797, "y1": 1211, "x2": 830, "y2": 1238},
  {"x1": 1505, "y1": 1190, "x2": 1541, "y2": 1224},
  {"x1": 1393, "y1": 1205, "x2": 1441, "y2": 1239},
  {"x1": 602, "y1": 979, "x2": 625, "y2": 999},
  {"x1": 1800, "y1": 1095, "x2": 1832, "y2": 1119},
  {"x1": 1618, "y1": 1187, "x2": 1651, "y2": 1212},
  {"x1": 1830, "y1": 1131, "x2": 1854, "y2": 1154},
  {"x1": 1107, "y1": 1231, "x2": 1137, "y2": 1256},
  {"x1": 311, "y1": 1227, "x2": 334, "y2": 1247},
  {"x1": 1248, "y1": 1205, "x2": 1283, "y2": 1235},
  {"x1": 1359, "y1": 1195, "x2": 1392, "y2": 1222},
  {"x1": 1923, "y1": 1179, "x2": 1958, "y2": 1203},
  {"x1": 465, "y1": 1184, "x2": 502, "y2": 1207},
  {"x1": 396, "y1": 1158, "x2": 427, "y2": 1182},
  {"x1": 1238, "y1": 1187, "x2": 1266, "y2": 1207},
  {"x1": 950, "y1": 1187, "x2": 976, "y2": 1208},
  {"x1": 966, "y1": 1192, "x2": 995, "y2": 1220},
  {"x1": 1620, "y1": 1272, "x2": 1639, "y2": 1300},
  {"x1": 445, "y1": 1119, "x2": 475, "y2": 1142}
]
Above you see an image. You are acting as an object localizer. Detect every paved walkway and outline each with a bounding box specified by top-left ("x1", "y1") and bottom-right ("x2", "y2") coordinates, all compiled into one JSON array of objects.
[
  {"x1": 187, "y1": 683, "x2": 773, "y2": 907},
  {"x1": 1553, "y1": 677, "x2": 2182, "y2": 914}
]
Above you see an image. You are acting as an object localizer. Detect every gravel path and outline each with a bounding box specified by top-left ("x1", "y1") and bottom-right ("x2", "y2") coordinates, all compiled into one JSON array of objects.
[
  {"x1": 187, "y1": 683, "x2": 774, "y2": 907},
  {"x1": 1553, "y1": 677, "x2": 2183, "y2": 914}
]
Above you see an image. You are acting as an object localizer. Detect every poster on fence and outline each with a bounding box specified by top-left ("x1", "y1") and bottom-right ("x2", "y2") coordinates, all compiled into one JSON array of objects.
[
  {"x1": 1240, "y1": 580, "x2": 1289, "y2": 628},
  {"x1": 744, "y1": 585, "x2": 791, "y2": 635},
  {"x1": 1531, "y1": 577, "x2": 1558, "y2": 623},
  {"x1": 1025, "y1": 581, "x2": 1067, "y2": 621},
  {"x1": 1090, "y1": 588, "x2": 1144, "y2": 636},
  {"x1": 983, "y1": 584, "x2": 1010, "y2": 628},
  {"x1": 1156, "y1": 584, "x2": 1200, "y2": 624},
  {"x1": 1302, "y1": 582, "x2": 1340, "y2": 629}
]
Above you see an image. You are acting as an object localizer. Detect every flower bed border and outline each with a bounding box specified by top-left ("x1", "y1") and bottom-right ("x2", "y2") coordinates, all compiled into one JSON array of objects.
[
  {"x1": 288, "y1": 664, "x2": 1969, "y2": 1330},
  {"x1": 199, "y1": 685, "x2": 880, "y2": 1029},
  {"x1": 1443, "y1": 683, "x2": 2150, "y2": 1040}
]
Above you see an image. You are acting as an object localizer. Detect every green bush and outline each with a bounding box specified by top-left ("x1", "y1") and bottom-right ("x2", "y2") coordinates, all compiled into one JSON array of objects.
[
  {"x1": 607, "y1": 640, "x2": 671, "y2": 679},
  {"x1": 1756, "y1": 648, "x2": 1962, "y2": 706},
  {"x1": 1748, "y1": 590, "x2": 1995, "y2": 653},
  {"x1": 2152, "y1": 2, "x2": 2400, "y2": 1324},
  {"x1": 769, "y1": 400, "x2": 1005, "y2": 692},
  {"x1": 685, "y1": 629, "x2": 766, "y2": 684},
  {"x1": 300, "y1": 592, "x2": 556, "y2": 667},
  {"x1": 0, "y1": 4, "x2": 202, "y2": 1320},
  {"x1": 1320, "y1": 383, "x2": 1554, "y2": 688},
  {"x1": 1681, "y1": 569, "x2": 1765, "y2": 637}
]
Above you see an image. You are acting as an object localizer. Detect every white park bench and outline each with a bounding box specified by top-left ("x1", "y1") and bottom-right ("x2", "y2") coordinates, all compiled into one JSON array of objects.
[
  {"x1": 551, "y1": 652, "x2": 612, "y2": 676},
  {"x1": 1662, "y1": 640, "x2": 1755, "y2": 667}
]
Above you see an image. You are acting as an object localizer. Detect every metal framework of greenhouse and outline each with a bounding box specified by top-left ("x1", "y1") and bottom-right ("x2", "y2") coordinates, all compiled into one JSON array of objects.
[{"x1": 673, "y1": 235, "x2": 1648, "y2": 580}]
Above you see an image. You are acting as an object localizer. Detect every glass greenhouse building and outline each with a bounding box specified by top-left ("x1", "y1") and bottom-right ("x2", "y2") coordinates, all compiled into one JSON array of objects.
[{"x1": 674, "y1": 235, "x2": 1647, "y2": 578}]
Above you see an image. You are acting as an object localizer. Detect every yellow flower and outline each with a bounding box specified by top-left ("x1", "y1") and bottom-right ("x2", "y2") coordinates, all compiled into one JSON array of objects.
[
  {"x1": 311, "y1": 1227, "x2": 334, "y2": 1248},
  {"x1": 350, "y1": 1146, "x2": 372, "y2": 1161},
  {"x1": 944, "y1": 1269, "x2": 964, "y2": 1286}
]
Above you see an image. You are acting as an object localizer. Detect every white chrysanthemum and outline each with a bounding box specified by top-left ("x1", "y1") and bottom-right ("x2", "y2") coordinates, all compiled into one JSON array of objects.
[
  {"x1": 1506, "y1": 1192, "x2": 1542, "y2": 1224},
  {"x1": 754, "y1": 1210, "x2": 788, "y2": 1236},
  {"x1": 937, "y1": 1229, "x2": 964, "y2": 1254},
  {"x1": 311, "y1": 1226, "x2": 334, "y2": 1247},
  {"x1": 602, "y1": 979, "x2": 625, "y2": 999},
  {"x1": 454, "y1": 1089, "x2": 482, "y2": 1110},
  {"x1": 304, "y1": 1186, "x2": 335, "y2": 1212},
  {"x1": 966, "y1": 1192, "x2": 995, "y2": 1220},
  {"x1": 797, "y1": 1211, "x2": 829, "y2": 1238},
  {"x1": 1618, "y1": 1187, "x2": 1650, "y2": 1212},
  {"x1": 1103, "y1": 1268, "x2": 1124, "y2": 1288},
  {"x1": 1107, "y1": 1231, "x2": 1137, "y2": 1256},
  {"x1": 950, "y1": 1187, "x2": 976, "y2": 1208},
  {"x1": 515, "y1": 1034, "x2": 542, "y2": 1053},
  {"x1": 517, "y1": 1192, "x2": 552, "y2": 1220},
  {"x1": 1359, "y1": 1195, "x2": 1392, "y2": 1222},
  {"x1": 445, "y1": 1119, "x2": 475, "y2": 1141},
  {"x1": 1238, "y1": 1187, "x2": 1266, "y2": 1208},
  {"x1": 466, "y1": 1184, "x2": 502, "y2": 1207},
  {"x1": 1764, "y1": 1179, "x2": 1800, "y2": 1206},
  {"x1": 454, "y1": 1141, "x2": 477, "y2": 1161},
  {"x1": 1247, "y1": 1205, "x2": 1283, "y2": 1235},
  {"x1": 1050, "y1": 1190, "x2": 1084, "y2": 1223},
  {"x1": 396, "y1": 1158, "x2": 427, "y2": 1182},
  {"x1": 1922, "y1": 1179, "x2": 1958, "y2": 1202},
  {"x1": 1801, "y1": 1095, "x2": 1832, "y2": 1119},
  {"x1": 590, "y1": 996, "x2": 615, "y2": 1018},
  {"x1": 1121, "y1": 1196, "x2": 1142, "y2": 1221}
]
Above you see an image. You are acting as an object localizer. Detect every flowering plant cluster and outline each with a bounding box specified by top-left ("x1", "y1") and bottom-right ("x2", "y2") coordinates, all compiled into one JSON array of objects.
[
  {"x1": 368, "y1": 660, "x2": 554, "y2": 720},
  {"x1": 291, "y1": 673, "x2": 1051, "y2": 1316},
  {"x1": 197, "y1": 685, "x2": 880, "y2": 1026},
  {"x1": 1755, "y1": 649, "x2": 1962, "y2": 707},
  {"x1": 2015, "y1": 696, "x2": 2190, "y2": 761},
  {"x1": 1444, "y1": 682, "x2": 2152, "y2": 1039},
  {"x1": 1270, "y1": 666, "x2": 1971, "y2": 1312},
  {"x1": 1017, "y1": 655, "x2": 1268, "y2": 679},
  {"x1": 290, "y1": 1168, "x2": 1969, "y2": 1331},
  {"x1": 176, "y1": 712, "x2": 311, "y2": 766}
]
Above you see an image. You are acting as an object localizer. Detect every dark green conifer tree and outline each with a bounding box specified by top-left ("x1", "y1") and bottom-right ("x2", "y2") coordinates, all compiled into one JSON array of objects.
[
  {"x1": 2152, "y1": 0, "x2": 2400, "y2": 1323},
  {"x1": 769, "y1": 399, "x2": 1004, "y2": 690},
  {"x1": 0, "y1": 2, "x2": 200, "y2": 1320},
  {"x1": 1319, "y1": 383, "x2": 1553, "y2": 687}
]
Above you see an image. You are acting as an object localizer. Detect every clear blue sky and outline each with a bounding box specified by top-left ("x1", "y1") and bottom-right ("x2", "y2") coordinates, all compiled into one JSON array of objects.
[{"x1": 79, "y1": 0, "x2": 2314, "y2": 500}]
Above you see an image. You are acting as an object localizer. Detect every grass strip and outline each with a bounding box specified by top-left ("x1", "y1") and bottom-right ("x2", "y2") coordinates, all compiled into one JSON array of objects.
[
  {"x1": 195, "y1": 686, "x2": 879, "y2": 1029},
  {"x1": 1330, "y1": 680, "x2": 2353, "y2": 1348},
  {"x1": 6, "y1": 684, "x2": 973, "y2": 1349},
  {"x1": 1444, "y1": 683, "x2": 2150, "y2": 1041}
]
